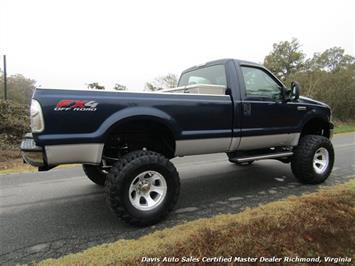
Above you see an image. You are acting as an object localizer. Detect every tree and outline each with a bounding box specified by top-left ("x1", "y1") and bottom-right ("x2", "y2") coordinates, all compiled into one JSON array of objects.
[
  {"x1": 306, "y1": 47, "x2": 355, "y2": 72},
  {"x1": 264, "y1": 38, "x2": 306, "y2": 81},
  {"x1": 288, "y1": 47, "x2": 355, "y2": 121},
  {"x1": 145, "y1": 73, "x2": 178, "y2": 91},
  {"x1": 0, "y1": 70, "x2": 36, "y2": 104},
  {"x1": 87, "y1": 82, "x2": 105, "y2": 90},
  {"x1": 113, "y1": 83, "x2": 127, "y2": 91}
]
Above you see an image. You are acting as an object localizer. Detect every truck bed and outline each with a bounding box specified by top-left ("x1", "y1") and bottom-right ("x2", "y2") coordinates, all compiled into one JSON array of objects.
[{"x1": 32, "y1": 88, "x2": 234, "y2": 156}]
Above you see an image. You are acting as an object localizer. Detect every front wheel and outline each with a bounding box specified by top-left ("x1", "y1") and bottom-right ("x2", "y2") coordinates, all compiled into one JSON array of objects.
[
  {"x1": 105, "y1": 150, "x2": 180, "y2": 226},
  {"x1": 291, "y1": 135, "x2": 334, "y2": 184}
]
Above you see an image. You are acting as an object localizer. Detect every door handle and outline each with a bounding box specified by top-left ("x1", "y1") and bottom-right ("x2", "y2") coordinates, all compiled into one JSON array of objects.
[
  {"x1": 243, "y1": 103, "x2": 251, "y2": 116},
  {"x1": 297, "y1": 106, "x2": 307, "y2": 111}
]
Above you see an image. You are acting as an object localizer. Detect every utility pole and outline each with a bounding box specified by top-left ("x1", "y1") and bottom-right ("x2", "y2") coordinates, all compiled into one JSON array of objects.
[{"x1": 3, "y1": 55, "x2": 7, "y2": 101}]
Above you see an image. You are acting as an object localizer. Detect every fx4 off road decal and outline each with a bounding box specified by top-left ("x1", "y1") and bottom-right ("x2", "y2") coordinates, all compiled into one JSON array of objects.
[{"x1": 54, "y1": 100, "x2": 98, "y2": 111}]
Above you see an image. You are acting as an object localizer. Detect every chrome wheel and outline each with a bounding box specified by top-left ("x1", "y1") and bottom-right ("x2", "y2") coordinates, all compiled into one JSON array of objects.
[
  {"x1": 313, "y1": 147, "x2": 329, "y2": 174},
  {"x1": 128, "y1": 171, "x2": 167, "y2": 211}
]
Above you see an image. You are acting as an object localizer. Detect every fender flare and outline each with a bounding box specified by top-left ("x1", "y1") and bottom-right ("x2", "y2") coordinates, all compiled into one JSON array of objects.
[
  {"x1": 95, "y1": 106, "x2": 181, "y2": 142},
  {"x1": 299, "y1": 110, "x2": 331, "y2": 130}
]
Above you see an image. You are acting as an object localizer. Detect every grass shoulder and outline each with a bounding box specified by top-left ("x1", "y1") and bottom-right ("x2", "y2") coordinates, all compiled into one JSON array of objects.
[
  {"x1": 0, "y1": 150, "x2": 78, "y2": 174},
  {"x1": 334, "y1": 121, "x2": 355, "y2": 134},
  {"x1": 39, "y1": 178, "x2": 355, "y2": 266}
]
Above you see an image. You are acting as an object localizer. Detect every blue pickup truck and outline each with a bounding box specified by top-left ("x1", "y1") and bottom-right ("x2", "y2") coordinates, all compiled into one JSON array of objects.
[{"x1": 21, "y1": 59, "x2": 334, "y2": 225}]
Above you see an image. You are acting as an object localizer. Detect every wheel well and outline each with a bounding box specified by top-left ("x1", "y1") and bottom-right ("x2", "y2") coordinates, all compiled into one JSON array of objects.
[
  {"x1": 301, "y1": 118, "x2": 331, "y2": 138},
  {"x1": 103, "y1": 119, "x2": 176, "y2": 159}
]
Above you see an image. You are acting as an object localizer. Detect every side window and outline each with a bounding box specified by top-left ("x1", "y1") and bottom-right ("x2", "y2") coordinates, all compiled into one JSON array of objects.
[{"x1": 241, "y1": 66, "x2": 282, "y2": 100}]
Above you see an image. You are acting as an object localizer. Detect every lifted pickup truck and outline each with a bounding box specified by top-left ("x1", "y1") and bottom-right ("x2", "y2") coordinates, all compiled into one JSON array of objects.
[{"x1": 21, "y1": 59, "x2": 334, "y2": 225}]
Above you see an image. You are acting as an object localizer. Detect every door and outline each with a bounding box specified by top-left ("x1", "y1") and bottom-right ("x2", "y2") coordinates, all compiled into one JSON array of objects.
[{"x1": 238, "y1": 65, "x2": 304, "y2": 150}]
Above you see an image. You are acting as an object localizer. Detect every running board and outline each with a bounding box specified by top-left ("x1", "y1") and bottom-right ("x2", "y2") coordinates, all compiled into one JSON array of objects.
[{"x1": 229, "y1": 151, "x2": 293, "y2": 163}]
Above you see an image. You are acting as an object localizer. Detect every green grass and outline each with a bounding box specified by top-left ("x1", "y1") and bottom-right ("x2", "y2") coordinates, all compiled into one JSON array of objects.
[
  {"x1": 334, "y1": 122, "x2": 355, "y2": 134},
  {"x1": 39, "y1": 178, "x2": 355, "y2": 266}
]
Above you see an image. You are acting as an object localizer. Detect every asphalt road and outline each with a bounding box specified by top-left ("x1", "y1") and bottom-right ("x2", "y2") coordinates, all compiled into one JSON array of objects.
[{"x1": 1, "y1": 133, "x2": 355, "y2": 265}]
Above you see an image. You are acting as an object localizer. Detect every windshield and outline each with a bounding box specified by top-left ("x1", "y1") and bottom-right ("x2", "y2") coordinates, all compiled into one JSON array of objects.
[{"x1": 178, "y1": 64, "x2": 227, "y2": 87}]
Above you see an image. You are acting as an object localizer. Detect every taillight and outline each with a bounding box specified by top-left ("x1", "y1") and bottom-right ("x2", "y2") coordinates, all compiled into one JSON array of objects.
[{"x1": 30, "y1": 99, "x2": 45, "y2": 133}]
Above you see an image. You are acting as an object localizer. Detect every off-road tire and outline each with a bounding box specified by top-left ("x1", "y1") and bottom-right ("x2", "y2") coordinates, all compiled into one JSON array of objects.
[
  {"x1": 105, "y1": 150, "x2": 180, "y2": 226},
  {"x1": 291, "y1": 135, "x2": 334, "y2": 184},
  {"x1": 82, "y1": 164, "x2": 107, "y2": 186}
]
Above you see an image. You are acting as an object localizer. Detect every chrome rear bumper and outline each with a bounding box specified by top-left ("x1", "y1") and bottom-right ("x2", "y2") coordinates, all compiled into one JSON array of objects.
[
  {"x1": 21, "y1": 133, "x2": 104, "y2": 170},
  {"x1": 21, "y1": 133, "x2": 45, "y2": 167}
]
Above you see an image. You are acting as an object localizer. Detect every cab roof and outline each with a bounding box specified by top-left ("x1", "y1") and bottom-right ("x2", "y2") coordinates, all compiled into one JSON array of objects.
[{"x1": 181, "y1": 58, "x2": 263, "y2": 74}]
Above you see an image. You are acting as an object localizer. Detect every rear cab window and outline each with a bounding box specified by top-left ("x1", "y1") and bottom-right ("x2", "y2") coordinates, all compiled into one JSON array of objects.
[{"x1": 178, "y1": 65, "x2": 227, "y2": 87}]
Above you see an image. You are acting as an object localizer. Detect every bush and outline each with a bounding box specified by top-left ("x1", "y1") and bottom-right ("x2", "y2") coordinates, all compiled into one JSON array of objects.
[
  {"x1": 289, "y1": 65, "x2": 355, "y2": 121},
  {"x1": 0, "y1": 100, "x2": 30, "y2": 150}
]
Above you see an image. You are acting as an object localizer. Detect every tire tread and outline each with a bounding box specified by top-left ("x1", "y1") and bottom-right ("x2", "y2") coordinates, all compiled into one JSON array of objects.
[
  {"x1": 105, "y1": 150, "x2": 180, "y2": 226},
  {"x1": 291, "y1": 135, "x2": 334, "y2": 184}
]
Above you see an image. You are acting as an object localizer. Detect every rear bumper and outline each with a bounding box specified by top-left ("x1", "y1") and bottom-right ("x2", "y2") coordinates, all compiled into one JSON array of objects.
[
  {"x1": 21, "y1": 133, "x2": 104, "y2": 170},
  {"x1": 21, "y1": 133, "x2": 46, "y2": 167}
]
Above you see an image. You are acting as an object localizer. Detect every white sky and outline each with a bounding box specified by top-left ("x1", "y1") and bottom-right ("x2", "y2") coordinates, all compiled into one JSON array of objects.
[{"x1": 1, "y1": 0, "x2": 354, "y2": 91}]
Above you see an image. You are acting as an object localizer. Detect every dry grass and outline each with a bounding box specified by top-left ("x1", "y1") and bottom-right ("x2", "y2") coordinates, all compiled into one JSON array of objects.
[
  {"x1": 39, "y1": 179, "x2": 355, "y2": 266},
  {"x1": 0, "y1": 149, "x2": 35, "y2": 173},
  {"x1": 0, "y1": 160, "x2": 37, "y2": 174},
  {"x1": 0, "y1": 150, "x2": 78, "y2": 174}
]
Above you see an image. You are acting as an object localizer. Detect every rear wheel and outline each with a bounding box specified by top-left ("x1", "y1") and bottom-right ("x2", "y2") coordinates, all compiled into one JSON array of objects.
[
  {"x1": 105, "y1": 150, "x2": 180, "y2": 226},
  {"x1": 82, "y1": 164, "x2": 107, "y2": 186},
  {"x1": 291, "y1": 135, "x2": 334, "y2": 184}
]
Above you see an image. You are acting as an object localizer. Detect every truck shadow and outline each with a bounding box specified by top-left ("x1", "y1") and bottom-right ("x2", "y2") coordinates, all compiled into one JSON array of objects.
[{"x1": 177, "y1": 159, "x2": 296, "y2": 207}]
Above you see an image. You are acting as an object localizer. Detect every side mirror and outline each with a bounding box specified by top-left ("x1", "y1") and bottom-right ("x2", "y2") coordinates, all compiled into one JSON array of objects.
[{"x1": 290, "y1": 81, "x2": 301, "y2": 101}]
